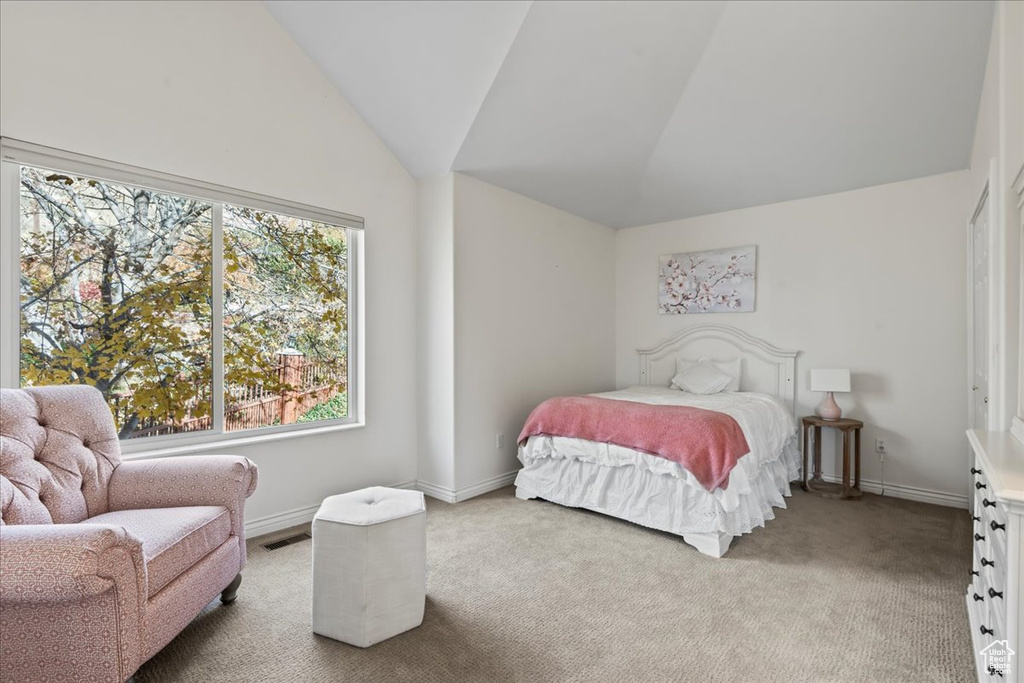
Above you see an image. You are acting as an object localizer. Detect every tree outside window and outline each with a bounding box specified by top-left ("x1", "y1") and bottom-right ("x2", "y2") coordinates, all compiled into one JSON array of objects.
[{"x1": 18, "y1": 164, "x2": 350, "y2": 440}]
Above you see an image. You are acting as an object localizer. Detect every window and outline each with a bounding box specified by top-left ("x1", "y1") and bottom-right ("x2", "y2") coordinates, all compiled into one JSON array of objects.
[
  {"x1": 1, "y1": 140, "x2": 361, "y2": 446},
  {"x1": 222, "y1": 207, "x2": 350, "y2": 433}
]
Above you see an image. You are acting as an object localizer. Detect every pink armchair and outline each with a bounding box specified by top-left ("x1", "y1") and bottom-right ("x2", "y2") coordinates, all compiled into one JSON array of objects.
[{"x1": 0, "y1": 386, "x2": 258, "y2": 683}]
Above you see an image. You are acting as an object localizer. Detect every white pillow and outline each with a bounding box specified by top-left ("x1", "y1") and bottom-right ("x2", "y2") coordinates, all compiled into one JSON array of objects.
[
  {"x1": 712, "y1": 358, "x2": 742, "y2": 391},
  {"x1": 671, "y1": 362, "x2": 732, "y2": 395},
  {"x1": 673, "y1": 357, "x2": 742, "y2": 392}
]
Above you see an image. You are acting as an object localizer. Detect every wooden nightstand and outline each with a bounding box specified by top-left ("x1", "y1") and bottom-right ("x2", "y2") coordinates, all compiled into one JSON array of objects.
[{"x1": 801, "y1": 415, "x2": 864, "y2": 500}]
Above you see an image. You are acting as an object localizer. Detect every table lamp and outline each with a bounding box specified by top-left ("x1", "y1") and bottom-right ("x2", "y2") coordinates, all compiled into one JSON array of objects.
[{"x1": 811, "y1": 369, "x2": 851, "y2": 420}]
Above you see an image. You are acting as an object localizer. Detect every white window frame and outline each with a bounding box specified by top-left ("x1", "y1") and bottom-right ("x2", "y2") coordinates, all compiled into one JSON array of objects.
[{"x1": 0, "y1": 138, "x2": 364, "y2": 456}]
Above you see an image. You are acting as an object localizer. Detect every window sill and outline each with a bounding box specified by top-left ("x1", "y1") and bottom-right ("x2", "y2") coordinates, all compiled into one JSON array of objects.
[{"x1": 121, "y1": 420, "x2": 365, "y2": 461}]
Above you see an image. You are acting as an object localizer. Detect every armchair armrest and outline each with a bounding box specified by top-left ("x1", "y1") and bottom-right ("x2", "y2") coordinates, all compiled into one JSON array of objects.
[
  {"x1": 0, "y1": 524, "x2": 147, "y2": 682},
  {"x1": 108, "y1": 455, "x2": 258, "y2": 543},
  {"x1": 0, "y1": 524, "x2": 146, "y2": 605}
]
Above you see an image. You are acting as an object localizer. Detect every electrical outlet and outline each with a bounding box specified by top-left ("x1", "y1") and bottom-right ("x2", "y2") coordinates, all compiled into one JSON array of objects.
[
  {"x1": 496, "y1": 433, "x2": 505, "y2": 449},
  {"x1": 875, "y1": 438, "x2": 887, "y2": 455}
]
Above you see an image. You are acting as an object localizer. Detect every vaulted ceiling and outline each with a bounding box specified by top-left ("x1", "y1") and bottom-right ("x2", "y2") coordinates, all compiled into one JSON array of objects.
[{"x1": 265, "y1": 0, "x2": 994, "y2": 228}]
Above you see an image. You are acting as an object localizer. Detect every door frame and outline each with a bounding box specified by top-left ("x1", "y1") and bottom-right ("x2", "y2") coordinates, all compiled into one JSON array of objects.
[
  {"x1": 1013, "y1": 160, "x2": 1024, "y2": 445},
  {"x1": 967, "y1": 160, "x2": 998, "y2": 432}
]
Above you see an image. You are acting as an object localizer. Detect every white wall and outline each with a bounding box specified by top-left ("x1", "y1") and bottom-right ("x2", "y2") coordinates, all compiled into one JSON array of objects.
[
  {"x1": 416, "y1": 175, "x2": 456, "y2": 491},
  {"x1": 971, "y1": 11, "x2": 1001, "y2": 194},
  {"x1": 616, "y1": 171, "x2": 975, "y2": 502},
  {"x1": 0, "y1": 1, "x2": 419, "y2": 529},
  {"x1": 446, "y1": 174, "x2": 616, "y2": 492}
]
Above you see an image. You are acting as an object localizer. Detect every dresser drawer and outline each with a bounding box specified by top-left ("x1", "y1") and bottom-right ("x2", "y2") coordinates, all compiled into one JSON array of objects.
[
  {"x1": 973, "y1": 549, "x2": 1006, "y2": 607},
  {"x1": 974, "y1": 513, "x2": 1006, "y2": 570},
  {"x1": 972, "y1": 467, "x2": 1004, "y2": 520},
  {"x1": 980, "y1": 492, "x2": 1007, "y2": 533},
  {"x1": 983, "y1": 602, "x2": 1006, "y2": 650},
  {"x1": 977, "y1": 491, "x2": 1002, "y2": 526},
  {"x1": 986, "y1": 516, "x2": 1009, "y2": 569},
  {"x1": 973, "y1": 466, "x2": 990, "y2": 493},
  {"x1": 978, "y1": 529, "x2": 1007, "y2": 589},
  {"x1": 969, "y1": 576, "x2": 988, "y2": 613},
  {"x1": 974, "y1": 517, "x2": 1001, "y2": 566},
  {"x1": 988, "y1": 590, "x2": 1007, "y2": 639},
  {"x1": 979, "y1": 569, "x2": 1007, "y2": 636}
]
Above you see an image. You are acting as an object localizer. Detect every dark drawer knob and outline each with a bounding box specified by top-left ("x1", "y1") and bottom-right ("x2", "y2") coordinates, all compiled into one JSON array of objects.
[
  {"x1": 984, "y1": 499, "x2": 997, "y2": 508},
  {"x1": 972, "y1": 467, "x2": 983, "y2": 475},
  {"x1": 977, "y1": 482, "x2": 988, "y2": 490},
  {"x1": 972, "y1": 570, "x2": 980, "y2": 577},
  {"x1": 989, "y1": 664, "x2": 1004, "y2": 677},
  {"x1": 974, "y1": 516, "x2": 982, "y2": 522},
  {"x1": 974, "y1": 592, "x2": 985, "y2": 601},
  {"x1": 981, "y1": 625, "x2": 995, "y2": 636},
  {"x1": 982, "y1": 557, "x2": 996, "y2": 567},
  {"x1": 991, "y1": 521, "x2": 1006, "y2": 531},
  {"x1": 976, "y1": 533, "x2": 986, "y2": 542},
  {"x1": 989, "y1": 588, "x2": 1004, "y2": 599}
]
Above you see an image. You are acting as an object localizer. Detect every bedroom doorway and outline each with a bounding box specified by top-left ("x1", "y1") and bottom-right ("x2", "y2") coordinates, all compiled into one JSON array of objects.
[{"x1": 969, "y1": 185, "x2": 990, "y2": 431}]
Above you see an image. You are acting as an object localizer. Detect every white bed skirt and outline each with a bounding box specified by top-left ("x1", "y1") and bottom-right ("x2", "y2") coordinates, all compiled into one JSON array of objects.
[{"x1": 514, "y1": 438, "x2": 801, "y2": 538}]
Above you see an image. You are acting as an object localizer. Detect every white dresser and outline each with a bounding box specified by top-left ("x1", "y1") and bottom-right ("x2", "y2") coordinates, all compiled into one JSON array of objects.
[{"x1": 968, "y1": 429, "x2": 1024, "y2": 681}]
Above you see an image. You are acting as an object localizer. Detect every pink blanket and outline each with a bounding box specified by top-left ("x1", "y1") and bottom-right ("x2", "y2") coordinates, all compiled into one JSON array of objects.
[{"x1": 517, "y1": 396, "x2": 750, "y2": 492}]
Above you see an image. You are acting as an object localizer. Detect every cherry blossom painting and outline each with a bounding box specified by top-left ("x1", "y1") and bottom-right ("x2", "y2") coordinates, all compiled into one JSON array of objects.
[{"x1": 658, "y1": 246, "x2": 756, "y2": 314}]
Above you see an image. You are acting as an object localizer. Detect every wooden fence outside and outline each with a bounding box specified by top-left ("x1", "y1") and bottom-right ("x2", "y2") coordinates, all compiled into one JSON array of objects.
[{"x1": 126, "y1": 352, "x2": 345, "y2": 438}]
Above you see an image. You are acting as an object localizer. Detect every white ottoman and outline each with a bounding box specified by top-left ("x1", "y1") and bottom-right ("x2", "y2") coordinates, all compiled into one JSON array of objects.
[{"x1": 312, "y1": 486, "x2": 426, "y2": 647}]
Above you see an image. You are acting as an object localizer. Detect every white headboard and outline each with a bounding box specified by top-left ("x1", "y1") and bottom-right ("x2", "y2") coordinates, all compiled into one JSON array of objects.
[{"x1": 637, "y1": 325, "x2": 800, "y2": 415}]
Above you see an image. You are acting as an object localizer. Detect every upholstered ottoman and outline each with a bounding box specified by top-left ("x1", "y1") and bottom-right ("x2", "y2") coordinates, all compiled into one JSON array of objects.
[{"x1": 312, "y1": 486, "x2": 426, "y2": 647}]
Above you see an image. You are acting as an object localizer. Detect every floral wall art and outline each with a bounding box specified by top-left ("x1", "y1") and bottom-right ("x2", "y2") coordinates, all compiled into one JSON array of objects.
[{"x1": 658, "y1": 245, "x2": 756, "y2": 314}]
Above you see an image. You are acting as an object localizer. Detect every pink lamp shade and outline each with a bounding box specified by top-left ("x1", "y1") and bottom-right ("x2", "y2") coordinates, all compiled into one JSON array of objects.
[{"x1": 811, "y1": 369, "x2": 851, "y2": 420}]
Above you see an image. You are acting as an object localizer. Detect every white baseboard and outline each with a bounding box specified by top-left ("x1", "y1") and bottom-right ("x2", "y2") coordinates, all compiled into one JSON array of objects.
[
  {"x1": 415, "y1": 470, "x2": 518, "y2": 504},
  {"x1": 818, "y1": 473, "x2": 969, "y2": 509},
  {"x1": 246, "y1": 469, "x2": 965, "y2": 538},
  {"x1": 413, "y1": 480, "x2": 457, "y2": 504},
  {"x1": 244, "y1": 479, "x2": 417, "y2": 539},
  {"x1": 451, "y1": 471, "x2": 518, "y2": 502},
  {"x1": 243, "y1": 474, "x2": 516, "y2": 538},
  {"x1": 244, "y1": 502, "x2": 320, "y2": 539}
]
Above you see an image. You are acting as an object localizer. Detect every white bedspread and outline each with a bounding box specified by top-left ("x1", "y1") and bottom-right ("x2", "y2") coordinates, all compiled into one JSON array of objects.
[{"x1": 518, "y1": 386, "x2": 798, "y2": 514}]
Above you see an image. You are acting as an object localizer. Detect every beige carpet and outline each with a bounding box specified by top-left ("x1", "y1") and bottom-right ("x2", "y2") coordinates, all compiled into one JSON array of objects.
[{"x1": 136, "y1": 487, "x2": 973, "y2": 683}]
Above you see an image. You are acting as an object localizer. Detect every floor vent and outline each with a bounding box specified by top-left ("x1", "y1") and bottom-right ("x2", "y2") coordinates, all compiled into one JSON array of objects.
[{"x1": 262, "y1": 532, "x2": 312, "y2": 551}]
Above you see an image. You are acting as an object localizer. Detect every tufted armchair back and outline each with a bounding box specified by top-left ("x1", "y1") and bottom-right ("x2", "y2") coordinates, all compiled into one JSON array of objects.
[{"x1": 0, "y1": 385, "x2": 121, "y2": 525}]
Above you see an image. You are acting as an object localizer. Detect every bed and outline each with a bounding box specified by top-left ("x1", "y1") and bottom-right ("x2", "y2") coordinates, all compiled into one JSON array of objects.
[{"x1": 514, "y1": 324, "x2": 800, "y2": 558}]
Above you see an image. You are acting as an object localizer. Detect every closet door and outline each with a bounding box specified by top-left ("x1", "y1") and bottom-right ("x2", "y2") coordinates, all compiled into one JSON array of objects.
[
  {"x1": 972, "y1": 192, "x2": 990, "y2": 430},
  {"x1": 1016, "y1": 162, "x2": 1024, "y2": 426}
]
